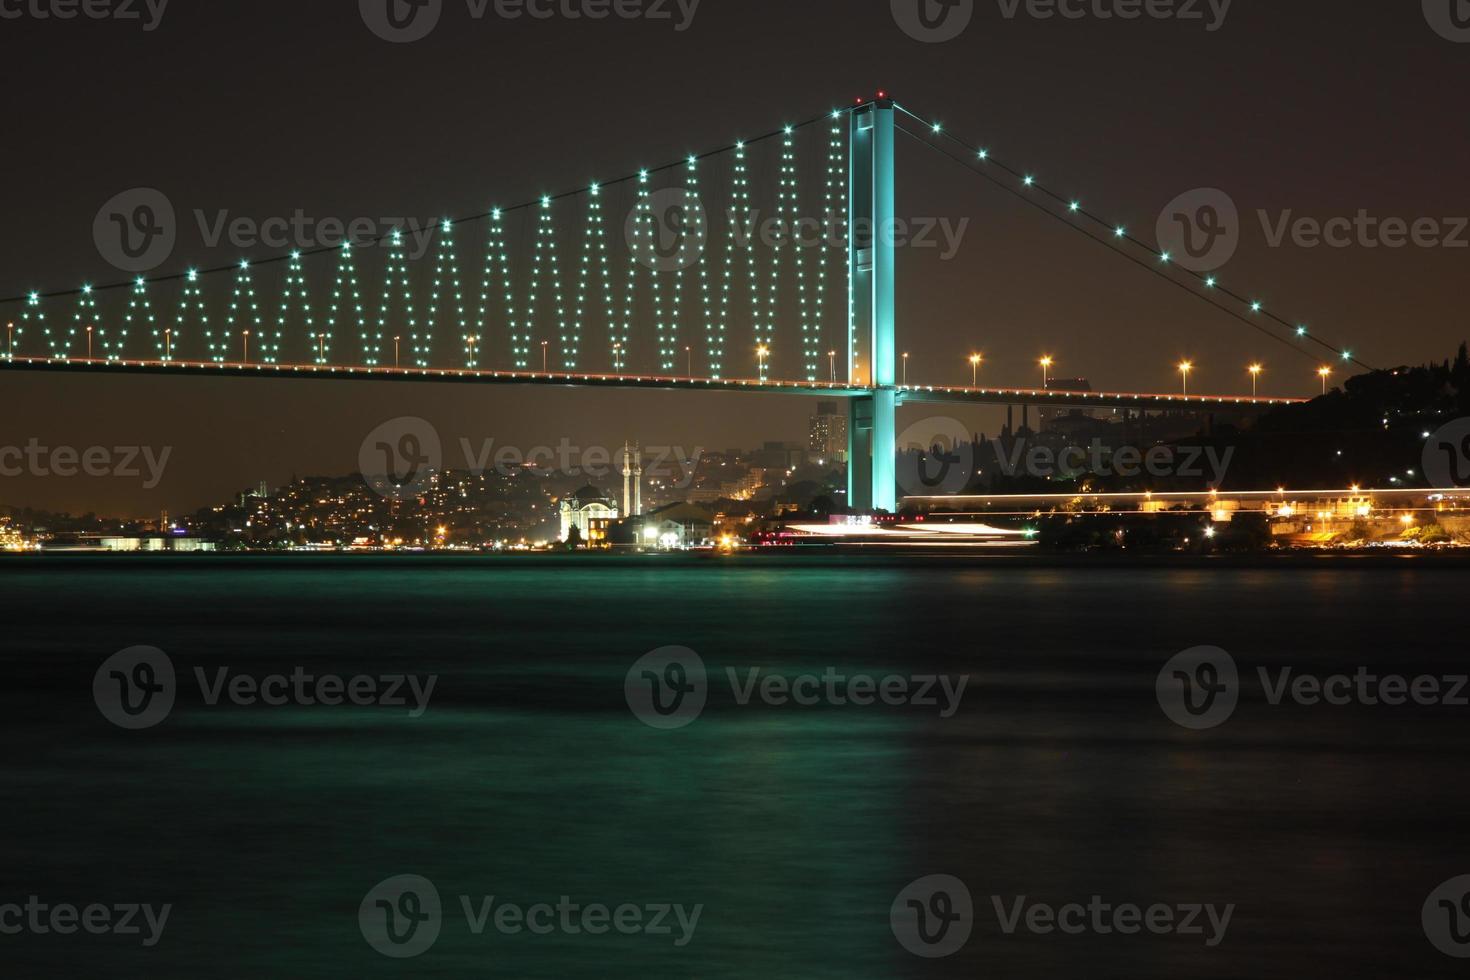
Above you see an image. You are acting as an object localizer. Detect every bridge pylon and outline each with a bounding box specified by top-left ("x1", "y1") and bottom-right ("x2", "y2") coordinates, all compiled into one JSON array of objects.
[{"x1": 847, "y1": 98, "x2": 897, "y2": 512}]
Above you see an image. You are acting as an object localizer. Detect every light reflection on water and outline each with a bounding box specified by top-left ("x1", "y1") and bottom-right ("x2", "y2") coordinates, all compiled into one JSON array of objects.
[{"x1": 0, "y1": 555, "x2": 1465, "y2": 977}]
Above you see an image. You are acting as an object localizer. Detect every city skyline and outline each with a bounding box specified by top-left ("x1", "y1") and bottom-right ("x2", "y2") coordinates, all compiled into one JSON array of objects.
[{"x1": 4, "y1": 4, "x2": 1467, "y2": 518}]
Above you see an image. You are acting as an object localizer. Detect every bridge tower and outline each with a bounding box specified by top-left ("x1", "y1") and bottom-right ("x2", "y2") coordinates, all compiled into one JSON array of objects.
[{"x1": 847, "y1": 98, "x2": 897, "y2": 512}]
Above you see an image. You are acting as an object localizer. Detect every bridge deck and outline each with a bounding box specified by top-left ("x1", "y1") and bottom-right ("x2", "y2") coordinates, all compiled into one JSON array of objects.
[{"x1": 0, "y1": 356, "x2": 1305, "y2": 410}]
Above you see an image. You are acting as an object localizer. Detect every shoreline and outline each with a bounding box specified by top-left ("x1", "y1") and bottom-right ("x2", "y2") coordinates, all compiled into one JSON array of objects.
[{"x1": 5, "y1": 548, "x2": 1470, "y2": 570}]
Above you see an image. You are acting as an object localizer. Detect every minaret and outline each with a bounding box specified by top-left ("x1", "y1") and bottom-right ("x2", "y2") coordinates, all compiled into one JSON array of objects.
[
  {"x1": 622, "y1": 442, "x2": 633, "y2": 518},
  {"x1": 634, "y1": 442, "x2": 643, "y2": 517}
]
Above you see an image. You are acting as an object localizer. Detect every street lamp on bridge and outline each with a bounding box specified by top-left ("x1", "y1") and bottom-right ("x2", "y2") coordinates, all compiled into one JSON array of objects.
[
  {"x1": 828, "y1": 350, "x2": 836, "y2": 384},
  {"x1": 1039, "y1": 355, "x2": 1053, "y2": 389},
  {"x1": 1178, "y1": 360, "x2": 1193, "y2": 396},
  {"x1": 1249, "y1": 363, "x2": 1263, "y2": 397},
  {"x1": 756, "y1": 345, "x2": 769, "y2": 381},
  {"x1": 903, "y1": 352, "x2": 910, "y2": 385},
  {"x1": 969, "y1": 353, "x2": 982, "y2": 387},
  {"x1": 1318, "y1": 365, "x2": 1332, "y2": 395}
]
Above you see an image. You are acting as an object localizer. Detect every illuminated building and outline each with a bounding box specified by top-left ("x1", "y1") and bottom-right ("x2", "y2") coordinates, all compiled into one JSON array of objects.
[
  {"x1": 558, "y1": 484, "x2": 619, "y2": 544},
  {"x1": 808, "y1": 401, "x2": 848, "y2": 462},
  {"x1": 635, "y1": 503, "x2": 716, "y2": 550}
]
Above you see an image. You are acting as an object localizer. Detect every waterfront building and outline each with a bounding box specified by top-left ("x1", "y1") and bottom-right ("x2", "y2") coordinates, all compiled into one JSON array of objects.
[{"x1": 558, "y1": 485, "x2": 619, "y2": 544}]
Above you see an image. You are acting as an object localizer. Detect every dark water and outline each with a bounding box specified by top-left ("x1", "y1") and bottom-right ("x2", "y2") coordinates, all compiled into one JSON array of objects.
[{"x1": 1, "y1": 554, "x2": 1467, "y2": 978}]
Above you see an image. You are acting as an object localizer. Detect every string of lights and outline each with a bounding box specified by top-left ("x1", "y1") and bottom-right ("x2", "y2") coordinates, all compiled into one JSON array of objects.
[
  {"x1": 0, "y1": 103, "x2": 867, "y2": 317},
  {"x1": 329, "y1": 244, "x2": 371, "y2": 365},
  {"x1": 891, "y1": 102, "x2": 1372, "y2": 372},
  {"x1": 121, "y1": 278, "x2": 152, "y2": 363},
  {"x1": 277, "y1": 250, "x2": 312, "y2": 365},
  {"x1": 174, "y1": 269, "x2": 205, "y2": 362}
]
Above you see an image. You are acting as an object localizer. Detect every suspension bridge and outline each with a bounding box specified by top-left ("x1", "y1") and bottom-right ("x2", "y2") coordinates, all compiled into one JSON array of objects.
[{"x1": 1, "y1": 94, "x2": 1364, "y2": 511}]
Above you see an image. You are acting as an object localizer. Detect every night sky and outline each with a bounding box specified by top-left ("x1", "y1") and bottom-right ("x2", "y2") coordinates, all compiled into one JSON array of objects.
[{"x1": 2, "y1": 0, "x2": 1466, "y2": 517}]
